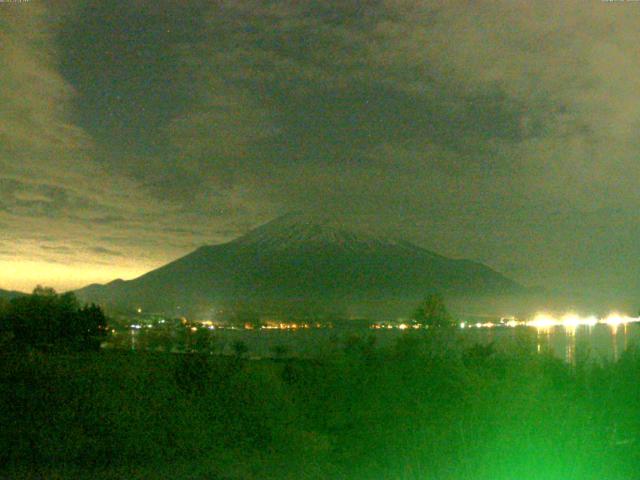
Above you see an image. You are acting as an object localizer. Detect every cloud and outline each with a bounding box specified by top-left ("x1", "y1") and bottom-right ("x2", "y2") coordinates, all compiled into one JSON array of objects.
[
  {"x1": 153, "y1": 0, "x2": 640, "y2": 294},
  {"x1": 3, "y1": 0, "x2": 640, "y2": 298},
  {"x1": 40, "y1": 245, "x2": 72, "y2": 253},
  {"x1": 88, "y1": 246, "x2": 124, "y2": 257},
  {"x1": 170, "y1": 1, "x2": 640, "y2": 181},
  {"x1": 0, "y1": 3, "x2": 230, "y2": 289}
]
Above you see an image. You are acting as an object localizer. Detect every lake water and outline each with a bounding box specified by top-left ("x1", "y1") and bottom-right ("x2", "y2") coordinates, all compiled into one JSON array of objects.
[{"x1": 105, "y1": 323, "x2": 640, "y2": 363}]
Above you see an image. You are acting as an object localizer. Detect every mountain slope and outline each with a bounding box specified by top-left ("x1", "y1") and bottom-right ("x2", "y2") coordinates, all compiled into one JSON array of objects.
[
  {"x1": 76, "y1": 214, "x2": 523, "y2": 316},
  {"x1": 0, "y1": 288, "x2": 26, "y2": 300}
]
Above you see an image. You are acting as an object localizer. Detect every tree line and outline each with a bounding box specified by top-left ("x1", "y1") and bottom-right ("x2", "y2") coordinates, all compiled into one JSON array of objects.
[{"x1": 0, "y1": 286, "x2": 107, "y2": 351}]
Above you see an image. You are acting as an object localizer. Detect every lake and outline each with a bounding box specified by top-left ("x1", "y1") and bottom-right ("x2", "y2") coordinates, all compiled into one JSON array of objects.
[{"x1": 104, "y1": 322, "x2": 640, "y2": 363}]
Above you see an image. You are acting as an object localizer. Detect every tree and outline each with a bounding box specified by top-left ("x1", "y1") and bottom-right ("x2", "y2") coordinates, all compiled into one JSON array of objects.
[
  {"x1": 270, "y1": 344, "x2": 289, "y2": 360},
  {"x1": 232, "y1": 340, "x2": 249, "y2": 358},
  {"x1": 77, "y1": 303, "x2": 108, "y2": 350},
  {"x1": 191, "y1": 328, "x2": 215, "y2": 353},
  {"x1": 0, "y1": 287, "x2": 108, "y2": 351},
  {"x1": 0, "y1": 298, "x2": 9, "y2": 324},
  {"x1": 412, "y1": 293, "x2": 456, "y2": 328},
  {"x1": 0, "y1": 298, "x2": 10, "y2": 346}
]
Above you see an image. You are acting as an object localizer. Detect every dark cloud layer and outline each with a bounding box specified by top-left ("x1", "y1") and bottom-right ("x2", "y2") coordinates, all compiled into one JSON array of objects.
[{"x1": 1, "y1": 0, "x2": 640, "y2": 304}]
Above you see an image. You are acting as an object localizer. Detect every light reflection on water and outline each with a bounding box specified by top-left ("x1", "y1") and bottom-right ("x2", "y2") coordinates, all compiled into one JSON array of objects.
[
  {"x1": 109, "y1": 323, "x2": 640, "y2": 363},
  {"x1": 472, "y1": 323, "x2": 639, "y2": 364},
  {"x1": 522, "y1": 323, "x2": 637, "y2": 363}
]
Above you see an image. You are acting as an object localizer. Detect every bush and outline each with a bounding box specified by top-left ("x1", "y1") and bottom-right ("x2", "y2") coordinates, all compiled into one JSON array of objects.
[{"x1": 0, "y1": 287, "x2": 107, "y2": 352}]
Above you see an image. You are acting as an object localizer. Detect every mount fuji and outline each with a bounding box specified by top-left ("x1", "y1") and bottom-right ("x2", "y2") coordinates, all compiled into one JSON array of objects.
[{"x1": 76, "y1": 213, "x2": 523, "y2": 318}]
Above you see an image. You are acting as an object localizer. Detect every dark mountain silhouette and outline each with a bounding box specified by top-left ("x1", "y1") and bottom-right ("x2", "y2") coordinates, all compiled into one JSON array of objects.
[{"x1": 76, "y1": 213, "x2": 523, "y2": 317}]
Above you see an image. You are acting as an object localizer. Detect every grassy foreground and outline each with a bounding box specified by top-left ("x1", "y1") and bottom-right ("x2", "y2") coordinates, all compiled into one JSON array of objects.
[{"x1": 1, "y1": 333, "x2": 640, "y2": 479}]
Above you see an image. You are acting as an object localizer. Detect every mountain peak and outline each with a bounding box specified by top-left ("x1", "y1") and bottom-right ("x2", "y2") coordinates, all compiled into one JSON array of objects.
[
  {"x1": 76, "y1": 213, "x2": 524, "y2": 317},
  {"x1": 251, "y1": 211, "x2": 344, "y2": 230},
  {"x1": 232, "y1": 212, "x2": 404, "y2": 252}
]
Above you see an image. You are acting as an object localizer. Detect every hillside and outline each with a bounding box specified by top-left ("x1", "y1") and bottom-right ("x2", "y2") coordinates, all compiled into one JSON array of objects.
[
  {"x1": 0, "y1": 288, "x2": 26, "y2": 301},
  {"x1": 76, "y1": 214, "x2": 523, "y2": 318}
]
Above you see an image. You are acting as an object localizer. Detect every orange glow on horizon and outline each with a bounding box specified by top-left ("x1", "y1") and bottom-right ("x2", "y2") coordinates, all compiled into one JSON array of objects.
[{"x1": 0, "y1": 259, "x2": 148, "y2": 293}]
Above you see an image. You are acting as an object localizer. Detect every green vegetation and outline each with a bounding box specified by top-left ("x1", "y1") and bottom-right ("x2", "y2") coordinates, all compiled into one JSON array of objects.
[
  {"x1": 0, "y1": 286, "x2": 107, "y2": 352},
  {"x1": 412, "y1": 292, "x2": 457, "y2": 327},
  {"x1": 1, "y1": 331, "x2": 640, "y2": 479}
]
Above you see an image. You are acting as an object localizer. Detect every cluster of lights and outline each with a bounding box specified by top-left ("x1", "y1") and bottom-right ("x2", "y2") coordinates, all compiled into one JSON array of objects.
[
  {"x1": 461, "y1": 321, "x2": 501, "y2": 329},
  {"x1": 371, "y1": 323, "x2": 423, "y2": 330},
  {"x1": 457, "y1": 312, "x2": 640, "y2": 331},
  {"x1": 127, "y1": 313, "x2": 639, "y2": 333},
  {"x1": 370, "y1": 313, "x2": 640, "y2": 331},
  {"x1": 259, "y1": 323, "x2": 310, "y2": 330},
  {"x1": 527, "y1": 312, "x2": 638, "y2": 329},
  {"x1": 461, "y1": 312, "x2": 640, "y2": 331}
]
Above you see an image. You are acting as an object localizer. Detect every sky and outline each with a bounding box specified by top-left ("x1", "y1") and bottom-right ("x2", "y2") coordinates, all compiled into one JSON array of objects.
[{"x1": 1, "y1": 0, "x2": 640, "y2": 303}]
